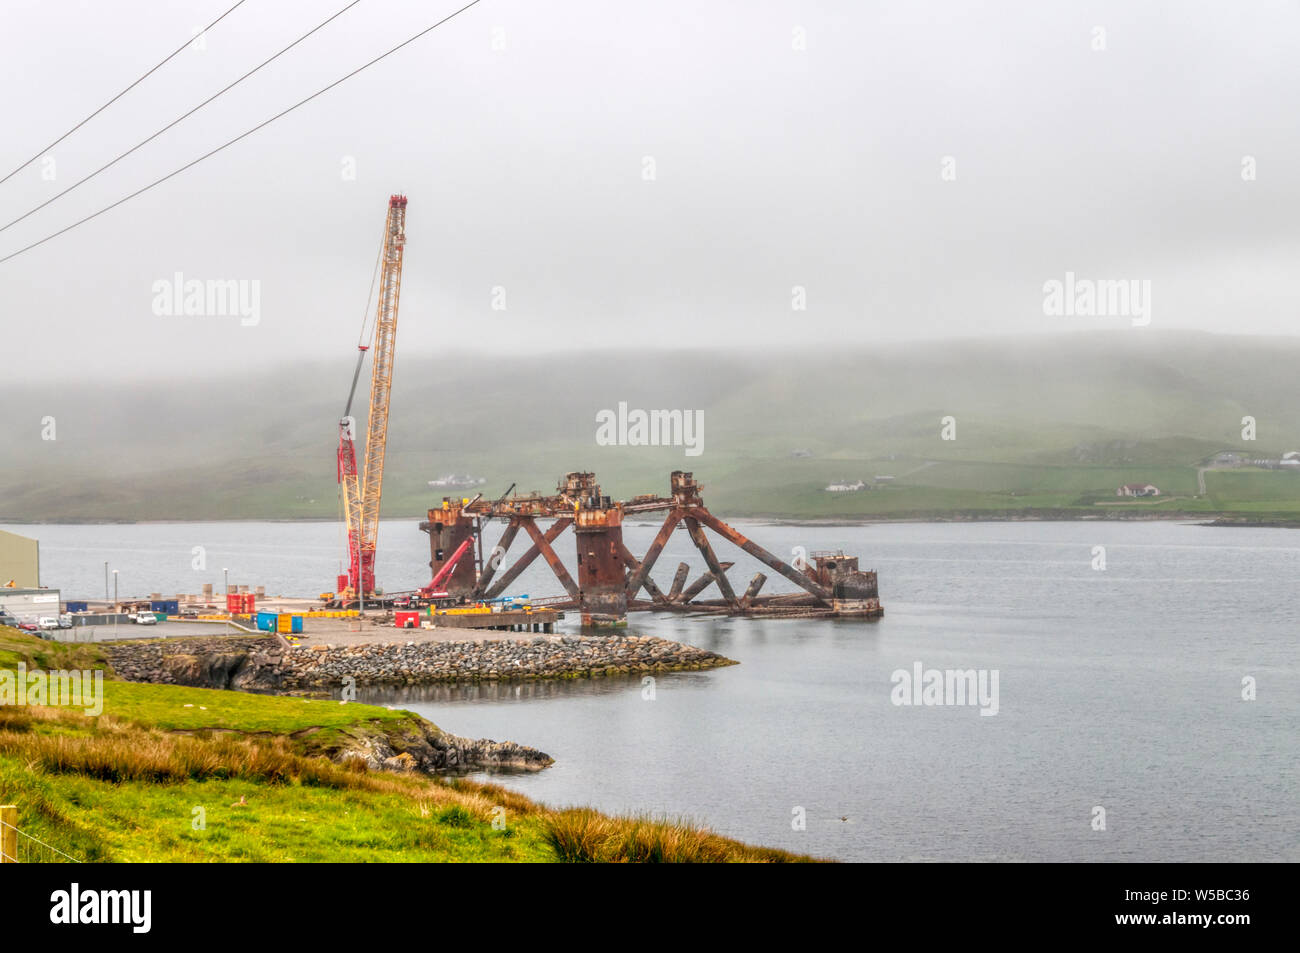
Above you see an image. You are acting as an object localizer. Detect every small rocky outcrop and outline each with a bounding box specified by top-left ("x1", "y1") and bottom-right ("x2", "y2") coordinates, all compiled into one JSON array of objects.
[{"x1": 310, "y1": 717, "x2": 554, "y2": 773}]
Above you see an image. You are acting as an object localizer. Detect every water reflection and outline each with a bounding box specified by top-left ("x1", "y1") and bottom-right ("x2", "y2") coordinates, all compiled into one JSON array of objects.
[{"x1": 356, "y1": 669, "x2": 717, "y2": 707}]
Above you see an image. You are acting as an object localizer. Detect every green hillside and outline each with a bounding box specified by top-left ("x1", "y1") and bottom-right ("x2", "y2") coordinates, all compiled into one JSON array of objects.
[{"x1": 3, "y1": 331, "x2": 1299, "y2": 522}]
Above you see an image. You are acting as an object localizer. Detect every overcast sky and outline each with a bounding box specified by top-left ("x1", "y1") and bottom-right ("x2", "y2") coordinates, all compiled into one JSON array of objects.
[{"x1": 0, "y1": 0, "x2": 1296, "y2": 381}]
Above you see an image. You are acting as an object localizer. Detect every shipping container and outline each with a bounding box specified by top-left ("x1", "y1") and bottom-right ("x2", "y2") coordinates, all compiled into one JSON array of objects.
[
  {"x1": 150, "y1": 599, "x2": 179, "y2": 615},
  {"x1": 395, "y1": 611, "x2": 420, "y2": 629},
  {"x1": 256, "y1": 611, "x2": 279, "y2": 632},
  {"x1": 65, "y1": 601, "x2": 89, "y2": 613}
]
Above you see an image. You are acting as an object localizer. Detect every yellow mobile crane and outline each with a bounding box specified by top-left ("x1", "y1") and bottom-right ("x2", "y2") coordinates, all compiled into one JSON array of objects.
[{"x1": 334, "y1": 195, "x2": 408, "y2": 604}]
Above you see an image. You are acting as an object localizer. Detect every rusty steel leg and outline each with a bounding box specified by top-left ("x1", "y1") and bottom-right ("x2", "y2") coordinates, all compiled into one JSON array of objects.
[
  {"x1": 522, "y1": 518, "x2": 581, "y2": 601},
  {"x1": 618, "y1": 541, "x2": 669, "y2": 603},
  {"x1": 692, "y1": 508, "x2": 832, "y2": 603},
  {"x1": 624, "y1": 508, "x2": 681, "y2": 599},
  {"x1": 484, "y1": 517, "x2": 573, "y2": 599},
  {"x1": 679, "y1": 562, "x2": 735, "y2": 604},
  {"x1": 684, "y1": 516, "x2": 739, "y2": 606},
  {"x1": 574, "y1": 509, "x2": 628, "y2": 625},
  {"x1": 740, "y1": 572, "x2": 767, "y2": 609},
  {"x1": 474, "y1": 518, "x2": 520, "y2": 596},
  {"x1": 667, "y1": 562, "x2": 690, "y2": 601},
  {"x1": 423, "y1": 509, "x2": 479, "y2": 597}
]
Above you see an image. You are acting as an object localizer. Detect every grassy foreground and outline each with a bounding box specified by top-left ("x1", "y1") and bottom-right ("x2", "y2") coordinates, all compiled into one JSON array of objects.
[{"x1": 0, "y1": 629, "x2": 812, "y2": 863}]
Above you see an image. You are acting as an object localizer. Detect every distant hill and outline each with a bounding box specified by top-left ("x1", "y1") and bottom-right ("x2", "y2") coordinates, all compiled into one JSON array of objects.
[{"x1": 4, "y1": 331, "x2": 1300, "y2": 521}]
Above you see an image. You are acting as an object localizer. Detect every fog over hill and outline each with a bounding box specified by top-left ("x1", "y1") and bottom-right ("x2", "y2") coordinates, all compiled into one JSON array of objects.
[{"x1": 3, "y1": 331, "x2": 1298, "y2": 521}]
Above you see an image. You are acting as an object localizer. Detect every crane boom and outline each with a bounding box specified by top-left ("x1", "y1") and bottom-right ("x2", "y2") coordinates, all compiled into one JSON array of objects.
[{"x1": 337, "y1": 194, "x2": 407, "y2": 598}]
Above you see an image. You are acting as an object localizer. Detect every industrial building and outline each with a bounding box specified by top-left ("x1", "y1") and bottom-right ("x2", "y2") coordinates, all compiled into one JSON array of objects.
[
  {"x1": 0, "y1": 528, "x2": 40, "y2": 588},
  {"x1": 0, "y1": 587, "x2": 62, "y2": 623}
]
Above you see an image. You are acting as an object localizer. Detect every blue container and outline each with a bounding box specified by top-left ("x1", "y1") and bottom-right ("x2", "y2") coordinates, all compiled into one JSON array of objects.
[
  {"x1": 150, "y1": 599, "x2": 179, "y2": 615},
  {"x1": 291, "y1": 615, "x2": 303, "y2": 634},
  {"x1": 256, "y1": 611, "x2": 278, "y2": 632},
  {"x1": 66, "y1": 601, "x2": 89, "y2": 613}
]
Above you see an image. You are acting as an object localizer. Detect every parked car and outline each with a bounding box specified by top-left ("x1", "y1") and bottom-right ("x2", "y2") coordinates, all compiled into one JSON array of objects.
[
  {"x1": 57, "y1": 614, "x2": 73, "y2": 629},
  {"x1": 37, "y1": 616, "x2": 60, "y2": 631},
  {"x1": 0, "y1": 613, "x2": 20, "y2": 628},
  {"x1": 132, "y1": 612, "x2": 158, "y2": 625}
]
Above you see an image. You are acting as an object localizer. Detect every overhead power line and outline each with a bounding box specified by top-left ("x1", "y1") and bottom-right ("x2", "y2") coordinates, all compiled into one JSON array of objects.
[
  {"x1": 0, "y1": 0, "x2": 484, "y2": 267},
  {"x1": 0, "y1": 0, "x2": 250, "y2": 187},
  {"x1": 0, "y1": 0, "x2": 362, "y2": 236}
]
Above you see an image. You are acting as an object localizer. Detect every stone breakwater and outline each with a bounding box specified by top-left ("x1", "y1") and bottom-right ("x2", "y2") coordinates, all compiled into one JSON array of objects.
[
  {"x1": 103, "y1": 634, "x2": 736, "y2": 693},
  {"x1": 99, "y1": 634, "x2": 557, "y2": 773}
]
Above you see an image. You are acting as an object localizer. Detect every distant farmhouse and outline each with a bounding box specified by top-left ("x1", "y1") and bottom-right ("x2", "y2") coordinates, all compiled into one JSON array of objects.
[
  {"x1": 1245, "y1": 455, "x2": 1300, "y2": 469},
  {"x1": 1117, "y1": 483, "x2": 1161, "y2": 498},
  {"x1": 825, "y1": 479, "x2": 866, "y2": 492},
  {"x1": 428, "y1": 474, "x2": 488, "y2": 488}
]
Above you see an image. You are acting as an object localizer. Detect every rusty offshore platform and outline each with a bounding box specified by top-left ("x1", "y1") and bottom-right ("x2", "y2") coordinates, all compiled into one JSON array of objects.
[{"x1": 420, "y1": 471, "x2": 882, "y2": 626}]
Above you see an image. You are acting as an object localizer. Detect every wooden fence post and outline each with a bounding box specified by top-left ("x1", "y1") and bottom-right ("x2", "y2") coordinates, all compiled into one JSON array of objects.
[{"x1": 0, "y1": 805, "x2": 16, "y2": 863}]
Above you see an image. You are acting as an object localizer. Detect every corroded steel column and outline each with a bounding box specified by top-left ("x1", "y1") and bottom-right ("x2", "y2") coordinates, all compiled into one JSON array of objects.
[
  {"x1": 740, "y1": 572, "x2": 767, "y2": 608},
  {"x1": 574, "y1": 504, "x2": 629, "y2": 625},
  {"x1": 420, "y1": 497, "x2": 478, "y2": 597},
  {"x1": 667, "y1": 563, "x2": 690, "y2": 601}
]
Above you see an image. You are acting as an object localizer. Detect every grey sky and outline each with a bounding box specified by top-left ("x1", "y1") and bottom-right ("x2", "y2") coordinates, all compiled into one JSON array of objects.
[{"x1": 0, "y1": 0, "x2": 1296, "y2": 381}]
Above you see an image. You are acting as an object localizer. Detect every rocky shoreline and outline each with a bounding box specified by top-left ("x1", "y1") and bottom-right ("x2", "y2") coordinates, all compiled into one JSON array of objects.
[
  {"x1": 101, "y1": 633, "x2": 734, "y2": 777},
  {"x1": 290, "y1": 716, "x2": 556, "y2": 774},
  {"x1": 102, "y1": 633, "x2": 737, "y2": 693}
]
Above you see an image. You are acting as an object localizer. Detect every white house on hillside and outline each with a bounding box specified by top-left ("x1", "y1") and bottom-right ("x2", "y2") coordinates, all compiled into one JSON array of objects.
[
  {"x1": 1117, "y1": 483, "x2": 1161, "y2": 497},
  {"x1": 825, "y1": 479, "x2": 866, "y2": 492}
]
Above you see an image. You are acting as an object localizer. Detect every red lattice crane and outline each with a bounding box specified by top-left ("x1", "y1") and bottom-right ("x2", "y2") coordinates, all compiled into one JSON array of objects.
[{"x1": 336, "y1": 195, "x2": 407, "y2": 601}]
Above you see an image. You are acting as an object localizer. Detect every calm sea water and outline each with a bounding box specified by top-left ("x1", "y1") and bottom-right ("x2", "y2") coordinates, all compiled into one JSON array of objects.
[{"x1": 9, "y1": 518, "x2": 1297, "y2": 862}]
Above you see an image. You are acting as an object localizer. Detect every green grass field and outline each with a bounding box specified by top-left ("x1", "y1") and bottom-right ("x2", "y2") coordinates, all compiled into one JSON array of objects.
[
  {"x1": 0, "y1": 629, "x2": 811, "y2": 863},
  {"x1": 5, "y1": 335, "x2": 1300, "y2": 523}
]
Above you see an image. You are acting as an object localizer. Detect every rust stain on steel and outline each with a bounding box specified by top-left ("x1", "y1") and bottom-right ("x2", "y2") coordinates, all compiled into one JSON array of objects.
[
  {"x1": 678, "y1": 561, "x2": 735, "y2": 604},
  {"x1": 522, "y1": 517, "x2": 580, "y2": 600},
  {"x1": 691, "y1": 508, "x2": 833, "y2": 602},
  {"x1": 420, "y1": 499, "x2": 479, "y2": 596},
  {"x1": 667, "y1": 562, "x2": 690, "y2": 601},
  {"x1": 624, "y1": 507, "x2": 681, "y2": 598},
  {"x1": 574, "y1": 501, "x2": 629, "y2": 624},
  {"x1": 618, "y1": 541, "x2": 670, "y2": 603},
  {"x1": 483, "y1": 516, "x2": 573, "y2": 599},
  {"x1": 740, "y1": 572, "x2": 767, "y2": 608},
  {"x1": 418, "y1": 469, "x2": 881, "y2": 624},
  {"x1": 473, "y1": 517, "x2": 520, "y2": 596},
  {"x1": 683, "y1": 516, "x2": 739, "y2": 606}
]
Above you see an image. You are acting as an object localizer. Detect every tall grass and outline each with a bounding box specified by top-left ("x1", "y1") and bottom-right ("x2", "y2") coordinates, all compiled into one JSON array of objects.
[
  {"x1": 543, "y1": 808, "x2": 816, "y2": 863},
  {"x1": 0, "y1": 704, "x2": 822, "y2": 862}
]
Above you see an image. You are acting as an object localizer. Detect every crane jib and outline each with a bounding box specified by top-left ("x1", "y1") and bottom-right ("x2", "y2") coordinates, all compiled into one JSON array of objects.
[{"x1": 336, "y1": 194, "x2": 408, "y2": 600}]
